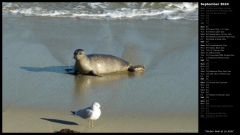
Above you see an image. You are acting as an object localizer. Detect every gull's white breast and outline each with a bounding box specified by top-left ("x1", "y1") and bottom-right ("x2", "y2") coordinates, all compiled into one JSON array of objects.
[{"x1": 89, "y1": 108, "x2": 101, "y2": 120}]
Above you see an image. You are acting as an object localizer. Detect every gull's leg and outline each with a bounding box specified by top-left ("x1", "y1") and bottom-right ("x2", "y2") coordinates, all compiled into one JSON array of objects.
[
  {"x1": 88, "y1": 119, "x2": 90, "y2": 128},
  {"x1": 91, "y1": 120, "x2": 94, "y2": 128}
]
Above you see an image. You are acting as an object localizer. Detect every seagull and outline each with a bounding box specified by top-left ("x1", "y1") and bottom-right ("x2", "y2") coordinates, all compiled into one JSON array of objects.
[{"x1": 71, "y1": 102, "x2": 101, "y2": 128}]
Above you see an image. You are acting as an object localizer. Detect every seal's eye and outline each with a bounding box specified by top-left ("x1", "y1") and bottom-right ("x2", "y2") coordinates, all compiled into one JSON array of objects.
[{"x1": 74, "y1": 49, "x2": 84, "y2": 55}]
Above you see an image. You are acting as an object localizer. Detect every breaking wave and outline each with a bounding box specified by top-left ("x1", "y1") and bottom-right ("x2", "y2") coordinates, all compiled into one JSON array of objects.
[{"x1": 2, "y1": 2, "x2": 198, "y2": 20}]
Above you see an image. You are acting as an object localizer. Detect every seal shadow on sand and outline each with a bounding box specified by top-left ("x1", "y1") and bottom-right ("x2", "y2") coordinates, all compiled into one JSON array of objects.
[
  {"x1": 40, "y1": 118, "x2": 78, "y2": 125},
  {"x1": 20, "y1": 66, "x2": 74, "y2": 74}
]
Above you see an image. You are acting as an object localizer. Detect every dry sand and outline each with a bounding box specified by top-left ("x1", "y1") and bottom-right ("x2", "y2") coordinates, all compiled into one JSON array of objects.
[{"x1": 3, "y1": 107, "x2": 197, "y2": 133}]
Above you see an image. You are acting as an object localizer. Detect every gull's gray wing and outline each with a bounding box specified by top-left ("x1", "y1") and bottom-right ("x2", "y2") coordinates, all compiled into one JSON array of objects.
[{"x1": 72, "y1": 107, "x2": 93, "y2": 119}]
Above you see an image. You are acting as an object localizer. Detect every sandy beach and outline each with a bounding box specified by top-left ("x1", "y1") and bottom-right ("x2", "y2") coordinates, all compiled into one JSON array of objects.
[
  {"x1": 3, "y1": 3, "x2": 198, "y2": 132},
  {"x1": 3, "y1": 107, "x2": 197, "y2": 133}
]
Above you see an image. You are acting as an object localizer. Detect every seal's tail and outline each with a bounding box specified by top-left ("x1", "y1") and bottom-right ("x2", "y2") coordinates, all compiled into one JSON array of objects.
[{"x1": 128, "y1": 65, "x2": 145, "y2": 72}]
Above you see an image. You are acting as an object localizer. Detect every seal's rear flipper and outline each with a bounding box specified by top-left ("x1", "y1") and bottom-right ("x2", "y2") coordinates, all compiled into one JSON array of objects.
[{"x1": 128, "y1": 65, "x2": 145, "y2": 72}]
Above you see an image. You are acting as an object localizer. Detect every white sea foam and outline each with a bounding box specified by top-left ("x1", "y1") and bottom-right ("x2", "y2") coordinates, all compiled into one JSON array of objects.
[{"x1": 2, "y1": 2, "x2": 198, "y2": 20}]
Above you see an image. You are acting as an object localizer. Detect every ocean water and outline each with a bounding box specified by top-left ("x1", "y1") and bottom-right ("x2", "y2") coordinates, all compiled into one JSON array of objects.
[{"x1": 2, "y1": 2, "x2": 198, "y2": 132}]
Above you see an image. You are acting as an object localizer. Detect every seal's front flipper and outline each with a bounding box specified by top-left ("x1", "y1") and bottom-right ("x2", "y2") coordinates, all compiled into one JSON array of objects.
[
  {"x1": 89, "y1": 71, "x2": 102, "y2": 77},
  {"x1": 65, "y1": 68, "x2": 78, "y2": 75}
]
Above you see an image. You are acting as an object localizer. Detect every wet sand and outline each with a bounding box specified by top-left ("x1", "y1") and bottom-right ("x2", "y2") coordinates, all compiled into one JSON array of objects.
[{"x1": 2, "y1": 16, "x2": 198, "y2": 132}]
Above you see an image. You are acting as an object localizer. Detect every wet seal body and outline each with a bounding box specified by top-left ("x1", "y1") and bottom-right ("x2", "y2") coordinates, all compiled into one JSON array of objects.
[{"x1": 73, "y1": 49, "x2": 144, "y2": 76}]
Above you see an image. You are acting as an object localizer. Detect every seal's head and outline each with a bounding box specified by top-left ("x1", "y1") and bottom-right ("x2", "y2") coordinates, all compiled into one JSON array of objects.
[{"x1": 74, "y1": 49, "x2": 86, "y2": 60}]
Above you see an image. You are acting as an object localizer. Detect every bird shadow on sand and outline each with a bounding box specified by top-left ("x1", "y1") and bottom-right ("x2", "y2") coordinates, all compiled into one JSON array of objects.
[
  {"x1": 41, "y1": 118, "x2": 78, "y2": 125},
  {"x1": 20, "y1": 66, "x2": 75, "y2": 75}
]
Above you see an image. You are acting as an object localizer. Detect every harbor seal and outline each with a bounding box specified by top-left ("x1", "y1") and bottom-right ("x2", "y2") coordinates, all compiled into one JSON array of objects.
[{"x1": 73, "y1": 49, "x2": 144, "y2": 76}]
